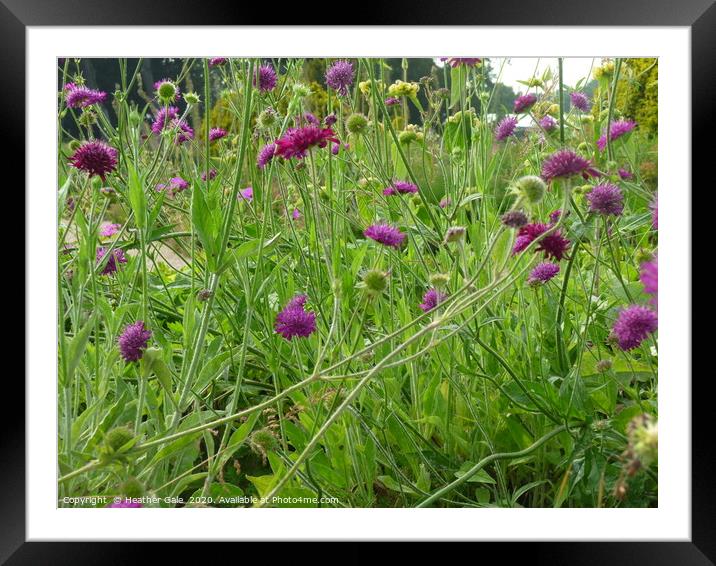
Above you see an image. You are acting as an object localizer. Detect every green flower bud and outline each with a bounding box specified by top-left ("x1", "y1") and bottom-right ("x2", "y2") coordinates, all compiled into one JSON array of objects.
[
  {"x1": 515, "y1": 175, "x2": 547, "y2": 205},
  {"x1": 347, "y1": 113, "x2": 369, "y2": 135},
  {"x1": 156, "y1": 80, "x2": 178, "y2": 104},
  {"x1": 429, "y1": 273, "x2": 450, "y2": 289},
  {"x1": 292, "y1": 82, "x2": 311, "y2": 97},
  {"x1": 257, "y1": 107, "x2": 279, "y2": 129},
  {"x1": 183, "y1": 91, "x2": 200, "y2": 105},
  {"x1": 360, "y1": 269, "x2": 389, "y2": 295}
]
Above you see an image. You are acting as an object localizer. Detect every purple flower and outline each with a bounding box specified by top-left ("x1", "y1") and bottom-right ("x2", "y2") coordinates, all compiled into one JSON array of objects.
[
  {"x1": 96, "y1": 247, "x2": 127, "y2": 276},
  {"x1": 597, "y1": 120, "x2": 637, "y2": 151},
  {"x1": 173, "y1": 120, "x2": 194, "y2": 144},
  {"x1": 208, "y1": 57, "x2": 228, "y2": 67},
  {"x1": 528, "y1": 262, "x2": 560, "y2": 286},
  {"x1": 275, "y1": 295, "x2": 317, "y2": 341},
  {"x1": 385, "y1": 97, "x2": 400, "y2": 106},
  {"x1": 209, "y1": 127, "x2": 227, "y2": 142},
  {"x1": 440, "y1": 58, "x2": 482, "y2": 68},
  {"x1": 69, "y1": 140, "x2": 118, "y2": 181},
  {"x1": 612, "y1": 305, "x2": 657, "y2": 351},
  {"x1": 501, "y1": 210, "x2": 528, "y2": 228},
  {"x1": 364, "y1": 224, "x2": 406, "y2": 248},
  {"x1": 324, "y1": 114, "x2": 337, "y2": 127},
  {"x1": 586, "y1": 183, "x2": 624, "y2": 216},
  {"x1": 297, "y1": 112, "x2": 319, "y2": 126},
  {"x1": 383, "y1": 180, "x2": 418, "y2": 196},
  {"x1": 419, "y1": 288, "x2": 447, "y2": 312},
  {"x1": 257, "y1": 143, "x2": 277, "y2": 169},
  {"x1": 118, "y1": 321, "x2": 152, "y2": 362},
  {"x1": 151, "y1": 106, "x2": 179, "y2": 134},
  {"x1": 495, "y1": 116, "x2": 518, "y2": 141},
  {"x1": 325, "y1": 60, "x2": 354, "y2": 97},
  {"x1": 274, "y1": 126, "x2": 339, "y2": 160},
  {"x1": 651, "y1": 195, "x2": 658, "y2": 230},
  {"x1": 292, "y1": 208, "x2": 301, "y2": 220},
  {"x1": 539, "y1": 115, "x2": 557, "y2": 131},
  {"x1": 239, "y1": 186, "x2": 253, "y2": 201},
  {"x1": 108, "y1": 499, "x2": 142, "y2": 508},
  {"x1": 549, "y1": 209, "x2": 563, "y2": 224},
  {"x1": 569, "y1": 91, "x2": 590, "y2": 112},
  {"x1": 156, "y1": 176, "x2": 189, "y2": 197},
  {"x1": 541, "y1": 149, "x2": 591, "y2": 181},
  {"x1": 513, "y1": 222, "x2": 570, "y2": 261},
  {"x1": 64, "y1": 83, "x2": 107, "y2": 108},
  {"x1": 640, "y1": 256, "x2": 657, "y2": 309},
  {"x1": 513, "y1": 93, "x2": 537, "y2": 113},
  {"x1": 439, "y1": 197, "x2": 452, "y2": 208},
  {"x1": 255, "y1": 64, "x2": 277, "y2": 93},
  {"x1": 99, "y1": 223, "x2": 121, "y2": 237},
  {"x1": 201, "y1": 169, "x2": 217, "y2": 182},
  {"x1": 618, "y1": 168, "x2": 634, "y2": 180}
]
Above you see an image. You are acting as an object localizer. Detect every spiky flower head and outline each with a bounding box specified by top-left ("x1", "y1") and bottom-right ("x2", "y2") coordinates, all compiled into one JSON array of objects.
[
  {"x1": 364, "y1": 224, "x2": 406, "y2": 248},
  {"x1": 513, "y1": 93, "x2": 537, "y2": 113},
  {"x1": 569, "y1": 91, "x2": 590, "y2": 112},
  {"x1": 360, "y1": 269, "x2": 389, "y2": 296},
  {"x1": 597, "y1": 120, "x2": 637, "y2": 151},
  {"x1": 325, "y1": 60, "x2": 354, "y2": 96},
  {"x1": 274, "y1": 295, "x2": 317, "y2": 341},
  {"x1": 495, "y1": 116, "x2": 518, "y2": 141},
  {"x1": 118, "y1": 321, "x2": 152, "y2": 362},
  {"x1": 155, "y1": 176, "x2": 189, "y2": 197},
  {"x1": 419, "y1": 288, "x2": 447, "y2": 312},
  {"x1": 385, "y1": 96, "x2": 400, "y2": 106},
  {"x1": 99, "y1": 223, "x2": 121, "y2": 238},
  {"x1": 64, "y1": 83, "x2": 107, "y2": 108},
  {"x1": 257, "y1": 107, "x2": 279, "y2": 129},
  {"x1": 208, "y1": 57, "x2": 228, "y2": 67},
  {"x1": 501, "y1": 210, "x2": 529, "y2": 228},
  {"x1": 96, "y1": 247, "x2": 127, "y2": 275},
  {"x1": 541, "y1": 149, "x2": 591, "y2": 181},
  {"x1": 514, "y1": 175, "x2": 547, "y2": 204},
  {"x1": 640, "y1": 256, "x2": 657, "y2": 309},
  {"x1": 513, "y1": 222, "x2": 571, "y2": 261},
  {"x1": 612, "y1": 305, "x2": 657, "y2": 351},
  {"x1": 255, "y1": 64, "x2": 278, "y2": 93},
  {"x1": 239, "y1": 186, "x2": 253, "y2": 202},
  {"x1": 183, "y1": 91, "x2": 200, "y2": 105},
  {"x1": 257, "y1": 143, "x2": 277, "y2": 169},
  {"x1": 440, "y1": 58, "x2": 482, "y2": 68},
  {"x1": 104, "y1": 426, "x2": 135, "y2": 454},
  {"x1": 154, "y1": 79, "x2": 179, "y2": 103},
  {"x1": 528, "y1": 262, "x2": 560, "y2": 286},
  {"x1": 346, "y1": 113, "x2": 369, "y2": 135},
  {"x1": 69, "y1": 140, "x2": 118, "y2": 181},
  {"x1": 539, "y1": 115, "x2": 557, "y2": 131},
  {"x1": 383, "y1": 180, "x2": 418, "y2": 196},
  {"x1": 209, "y1": 127, "x2": 227, "y2": 142},
  {"x1": 119, "y1": 477, "x2": 145, "y2": 499},
  {"x1": 586, "y1": 183, "x2": 624, "y2": 216},
  {"x1": 274, "y1": 126, "x2": 339, "y2": 160}
]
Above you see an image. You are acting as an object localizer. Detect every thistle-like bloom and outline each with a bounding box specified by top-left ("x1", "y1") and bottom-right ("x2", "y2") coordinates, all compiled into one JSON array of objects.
[
  {"x1": 419, "y1": 288, "x2": 447, "y2": 312},
  {"x1": 155, "y1": 176, "x2": 189, "y2": 197},
  {"x1": 586, "y1": 183, "x2": 624, "y2": 216},
  {"x1": 541, "y1": 149, "x2": 591, "y2": 181},
  {"x1": 513, "y1": 222, "x2": 570, "y2": 261},
  {"x1": 539, "y1": 115, "x2": 557, "y2": 131},
  {"x1": 64, "y1": 83, "x2": 107, "y2": 108},
  {"x1": 324, "y1": 113, "x2": 337, "y2": 127},
  {"x1": 325, "y1": 60, "x2": 354, "y2": 96},
  {"x1": 528, "y1": 262, "x2": 560, "y2": 286},
  {"x1": 612, "y1": 305, "x2": 657, "y2": 351},
  {"x1": 618, "y1": 168, "x2": 634, "y2": 180},
  {"x1": 383, "y1": 180, "x2": 418, "y2": 196},
  {"x1": 501, "y1": 210, "x2": 528, "y2": 228},
  {"x1": 96, "y1": 246, "x2": 127, "y2": 275},
  {"x1": 385, "y1": 97, "x2": 400, "y2": 106},
  {"x1": 440, "y1": 58, "x2": 482, "y2": 68},
  {"x1": 513, "y1": 93, "x2": 537, "y2": 113},
  {"x1": 99, "y1": 223, "x2": 121, "y2": 238},
  {"x1": 274, "y1": 125, "x2": 338, "y2": 160},
  {"x1": 495, "y1": 116, "x2": 518, "y2": 141},
  {"x1": 257, "y1": 143, "x2": 277, "y2": 169},
  {"x1": 275, "y1": 295, "x2": 317, "y2": 341},
  {"x1": 364, "y1": 224, "x2": 406, "y2": 248},
  {"x1": 209, "y1": 127, "x2": 227, "y2": 142},
  {"x1": 239, "y1": 186, "x2": 253, "y2": 201},
  {"x1": 255, "y1": 64, "x2": 278, "y2": 93},
  {"x1": 640, "y1": 256, "x2": 657, "y2": 308},
  {"x1": 118, "y1": 320, "x2": 152, "y2": 362},
  {"x1": 651, "y1": 195, "x2": 658, "y2": 229},
  {"x1": 597, "y1": 120, "x2": 637, "y2": 151},
  {"x1": 151, "y1": 106, "x2": 179, "y2": 134},
  {"x1": 154, "y1": 78, "x2": 180, "y2": 99},
  {"x1": 208, "y1": 57, "x2": 228, "y2": 67},
  {"x1": 108, "y1": 499, "x2": 142, "y2": 508},
  {"x1": 569, "y1": 91, "x2": 590, "y2": 112},
  {"x1": 69, "y1": 140, "x2": 118, "y2": 181}
]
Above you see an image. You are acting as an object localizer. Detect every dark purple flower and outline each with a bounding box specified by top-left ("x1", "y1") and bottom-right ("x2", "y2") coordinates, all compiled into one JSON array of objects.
[
  {"x1": 324, "y1": 113, "x2": 337, "y2": 127},
  {"x1": 501, "y1": 210, "x2": 528, "y2": 228},
  {"x1": 257, "y1": 143, "x2": 277, "y2": 169},
  {"x1": 612, "y1": 305, "x2": 657, "y2": 351},
  {"x1": 539, "y1": 115, "x2": 557, "y2": 131},
  {"x1": 383, "y1": 180, "x2": 418, "y2": 196},
  {"x1": 96, "y1": 246, "x2": 127, "y2": 276},
  {"x1": 513, "y1": 222, "x2": 570, "y2": 261},
  {"x1": 495, "y1": 116, "x2": 518, "y2": 141},
  {"x1": 325, "y1": 60, "x2": 354, "y2": 97},
  {"x1": 514, "y1": 93, "x2": 537, "y2": 113},
  {"x1": 586, "y1": 183, "x2": 624, "y2": 216},
  {"x1": 69, "y1": 140, "x2": 118, "y2": 181},
  {"x1": 618, "y1": 168, "x2": 634, "y2": 180},
  {"x1": 541, "y1": 149, "x2": 591, "y2": 181},
  {"x1": 209, "y1": 127, "x2": 227, "y2": 142},
  {"x1": 385, "y1": 97, "x2": 400, "y2": 106},
  {"x1": 419, "y1": 288, "x2": 447, "y2": 312},
  {"x1": 597, "y1": 120, "x2": 637, "y2": 151},
  {"x1": 255, "y1": 64, "x2": 277, "y2": 93},
  {"x1": 201, "y1": 169, "x2": 217, "y2": 182},
  {"x1": 64, "y1": 83, "x2": 107, "y2": 108},
  {"x1": 364, "y1": 224, "x2": 406, "y2": 248},
  {"x1": 569, "y1": 91, "x2": 590, "y2": 112},
  {"x1": 640, "y1": 256, "x2": 657, "y2": 309},
  {"x1": 274, "y1": 126, "x2": 339, "y2": 160},
  {"x1": 440, "y1": 58, "x2": 482, "y2": 68},
  {"x1": 118, "y1": 320, "x2": 152, "y2": 362},
  {"x1": 208, "y1": 57, "x2": 228, "y2": 67},
  {"x1": 275, "y1": 295, "x2": 317, "y2": 341},
  {"x1": 173, "y1": 120, "x2": 194, "y2": 144},
  {"x1": 107, "y1": 499, "x2": 142, "y2": 508},
  {"x1": 549, "y1": 209, "x2": 563, "y2": 224},
  {"x1": 292, "y1": 208, "x2": 301, "y2": 220},
  {"x1": 528, "y1": 262, "x2": 560, "y2": 286}
]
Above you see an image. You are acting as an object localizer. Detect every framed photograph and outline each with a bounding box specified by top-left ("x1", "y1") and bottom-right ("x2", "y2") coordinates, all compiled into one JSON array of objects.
[{"x1": 8, "y1": 0, "x2": 707, "y2": 560}]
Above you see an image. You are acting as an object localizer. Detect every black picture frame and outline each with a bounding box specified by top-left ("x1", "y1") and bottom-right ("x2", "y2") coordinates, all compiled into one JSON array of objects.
[{"x1": 6, "y1": 0, "x2": 706, "y2": 561}]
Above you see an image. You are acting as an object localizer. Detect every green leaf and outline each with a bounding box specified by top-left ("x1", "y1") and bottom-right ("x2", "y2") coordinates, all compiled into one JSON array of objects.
[
  {"x1": 64, "y1": 313, "x2": 96, "y2": 387},
  {"x1": 217, "y1": 233, "x2": 281, "y2": 274},
  {"x1": 191, "y1": 184, "x2": 218, "y2": 271},
  {"x1": 455, "y1": 464, "x2": 496, "y2": 484}
]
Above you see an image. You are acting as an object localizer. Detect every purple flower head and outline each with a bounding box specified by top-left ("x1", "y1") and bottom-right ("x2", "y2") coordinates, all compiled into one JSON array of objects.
[
  {"x1": 172, "y1": 120, "x2": 194, "y2": 144},
  {"x1": 618, "y1": 168, "x2": 634, "y2": 180},
  {"x1": 239, "y1": 186, "x2": 253, "y2": 202},
  {"x1": 528, "y1": 262, "x2": 560, "y2": 286},
  {"x1": 495, "y1": 116, "x2": 518, "y2": 141},
  {"x1": 539, "y1": 115, "x2": 557, "y2": 131},
  {"x1": 439, "y1": 197, "x2": 452, "y2": 209},
  {"x1": 541, "y1": 149, "x2": 591, "y2": 181},
  {"x1": 385, "y1": 97, "x2": 400, "y2": 106},
  {"x1": 156, "y1": 176, "x2": 190, "y2": 197},
  {"x1": 108, "y1": 499, "x2": 142, "y2": 508},
  {"x1": 296, "y1": 112, "x2": 319, "y2": 126},
  {"x1": 292, "y1": 208, "x2": 301, "y2": 220},
  {"x1": 586, "y1": 183, "x2": 624, "y2": 216},
  {"x1": 640, "y1": 256, "x2": 658, "y2": 309},
  {"x1": 257, "y1": 143, "x2": 277, "y2": 169},
  {"x1": 324, "y1": 113, "x2": 337, "y2": 127},
  {"x1": 419, "y1": 288, "x2": 447, "y2": 312},
  {"x1": 549, "y1": 209, "x2": 563, "y2": 224},
  {"x1": 569, "y1": 91, "x2": 591, "y2": 112},
  {"x1": 274, "y1": 126, "x2": 338, "y2": 160},
  {"x1": 255, "y1": 64, "x2": 277, "y2": 93},
  {"x1": 118, "y1": 320, "x2": 152, "y2": 362},
  {"x1": 651, "y1": 195, "x2": 658, "y2": 230},
  {"x1": 154, "y1": 78, "x2": 180, "y2": 97},
  {"x1": 501, "y1": 210, "x2": 529, "y2": 228},
  {"x1": 364, "y1": 224, "x2": 406, "y2": 249},
  {"x1": 612, "y1": 305, "x2": 657, "y2": 351},
  {"x1": 275, "y1": 295, "x2": 317, "y2": 341},
  {"x1": 209, "y1": 127, "x2": 227, "y2": 142},
  {"x1": 99, "y1": 223, "x2": 121, "y2": 238},
  {"x1": 64, "y1": 84, "x2": 107, "y2": 108},
  {"x1": 383, "y1": 180, "x2": 418, "y2": 196},
  {"x1": 514, "y1": 93, "x2": 537, "y2": 113},
  {"x1": 151, "y1": 106, "x2": 179, "y2": 134},
  {"x1": 96, "y1": 247, "x2": 127, "y2": 276},
  {"x1": 440, "y1": 58, "x2": 482, "y2": 68},
  {"x1": 208, "y1": 57, "x2": 228, "y2": 67},
  {"x1": 597, "y1": 120, "x2": 637, "y2": 151},
  {"x1": 69, "y1": 140, "x2": 118, "y2": 181},
  {"x1": 513, "y1": 222, "x2": 570, "y2": 261},
  {"x1": 325, "y1": 60, "x2": 354, "y2": 97},
  {"x1": 201, "y1": 169, "x2": 217, "y2": 182}
]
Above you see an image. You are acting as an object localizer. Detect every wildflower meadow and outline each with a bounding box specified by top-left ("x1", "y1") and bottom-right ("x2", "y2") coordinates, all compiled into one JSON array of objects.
[{"x1": 58, "y1": 57, "x2": 658, "y2": 508}]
